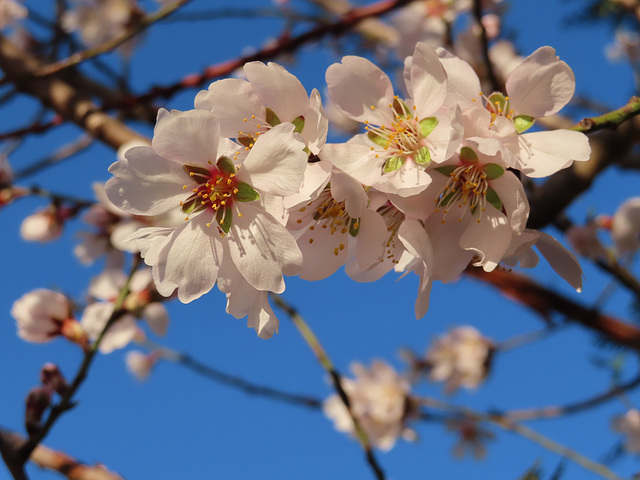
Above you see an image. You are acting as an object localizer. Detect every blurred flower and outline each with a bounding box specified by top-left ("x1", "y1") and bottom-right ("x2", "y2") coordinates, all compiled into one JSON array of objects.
[
  {"x1": 0, "y1": 0, "x2": 27, "y2": 29},
  {"x1": 566, "y1": 219, "x2": 608, "y2": 260},
  {"x1": 612, "y1": 409, "x2": 640, "y2": 453},
  {"x1": 126, "y1": 350, "x2": 158, "y2": 380},
  {"x1": 606, "y1": 30, "x2": 640, "y2": 64},
  {"x1": 611, "y1": 196, "x2": 640, "y2": 260},
  {"x1": 20, "y1": 206, "x2": 67, "y2": 242},
  {"x1": 446, "y1": 418, "x2": 494, "y2": 459},
  {"x1": 323, "y1": 360, "x2": 417, "y2": 450},
  {"x1": 11, "y1": 289, "x2": 87, "y2": 346},
  {"x1": 425, "y1": 326, "x2": 493, "y2": 394}
]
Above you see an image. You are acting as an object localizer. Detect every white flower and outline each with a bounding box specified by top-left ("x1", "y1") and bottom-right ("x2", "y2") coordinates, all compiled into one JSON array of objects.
[
  {"x1": 566, "y1": 220, "x2": 608, "y2": 260},
  {"x1": 611, "y1": 197, "x2": 640, "y2": 260},
  {"x1": 322, "y1": 42, "x2": 459, "y2": 196},
  {"x1": 20, "y1": 207, "x2": 64, "y2": 242},
  {"x1": 106, "y1": 108, "x2": 307, "y2": 322},
  {"x1": 426, "y1": 326, "x2": 493, "y2": 394},
  {"x1": 11, "y1": 289, "x2": 86, "y2": 345},
  {"x1": 323, "y1": 361, "x2": 415, "y2": 451},
  {"x1": 0, "y1": 0, "x2": 27, "y2": 29},
  {"x1": 126, "y1": 350, "x2": 157, "y2": 381},
  {"x1": 612, "y1": 409, "x2": 640, "y2": 453}
]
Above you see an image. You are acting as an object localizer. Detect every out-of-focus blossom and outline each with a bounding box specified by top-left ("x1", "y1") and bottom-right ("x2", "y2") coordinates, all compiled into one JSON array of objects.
[
  {"x1": 606, "y1": 30, "x2": 640, "y2": 64},
  {"x1": 611, "y1": 197, "x2": 640, "y2": 259},
  {"x1": 0, "y1": 0, "x2": 27, "y2": 29},
  {"x1": 61, "y1": 0, "x2": 141, "y2": 55},
  {"x1": 446, "y1": 418, "x2": 495, "y2": 459},
  {"x1": 11, "y1": 289, "x2": 87, "y2": 346},
  {"x1": 612, "y1": 409, "x2": 640, "y2": 453},
  {"x1": 20, "y1": 205, "x2": 70, "y2": 242},
  {"x1": 323, "y1": 360, "x2": 416, "y2": 450},
  {"x1": 425, "y1": 326, "x2": 493, "y2": 394},
  {"x1": 566, "y1": 219, "x2": 608, "y2": 260},
  {"x1": 126, "y1": 350, "x2": 158, "y2": 380}
]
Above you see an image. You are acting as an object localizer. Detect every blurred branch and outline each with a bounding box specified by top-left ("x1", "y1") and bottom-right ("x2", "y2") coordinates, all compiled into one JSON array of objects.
[
  {"x1": 13, "y1": 135, "x2": 93, "y2": 181},
  {"x1": 472, "y1": 0, "x2": 498, "y2": 92},
  {"x1": 34, "y1": 0, "x2": 193, "y2": 77},
  {"x1": 0, "y1": 428, "x2": 124, "y2": 480},
  {"x1": 465, "y1": 267, "x2": 640, "y2": 351},
  {"x1": 505, "y1": 367, "x2": 640, "y2": 421},
  {"x1": 7, "y1": 258, "x2": 140, "y2": 470},
  {"x1": 112, "y1": 0, "x2": 415, "y2": 107},
  {"x1": 420, "y1": 399, "x2": 625, "y2": 480},
  {"x1": 139, "y1": 340, "x2": 322, "y2": 409},
  {"x1": 0, "y1": 35, "x2": 148, "y2": 150},
  {"x1": 271, "y1": 293, "x2": 386, "y2": 480}
]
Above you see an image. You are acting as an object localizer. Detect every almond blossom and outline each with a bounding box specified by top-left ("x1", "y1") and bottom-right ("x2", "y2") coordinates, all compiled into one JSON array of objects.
[
  {"x1": 106, "y1": 108, "x2": 308, "y2": 322},
  {"x1": 0, "y1": 0, "x2": 26, "y2": 29},
  {"x1": 611, "y1": 196, "x2": 640, "y2": 260},
  {"x1": 612, "y1": 409, "x2": 640, "y2": 453},
  {"x1": 322, "y1": 42, "x2": 460, "y2": 197},
  {"x1": 323, "y1": 360, "x2": 417, "y2": 450}
]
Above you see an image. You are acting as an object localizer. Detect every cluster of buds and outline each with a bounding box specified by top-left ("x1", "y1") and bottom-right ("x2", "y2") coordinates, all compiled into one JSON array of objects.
[{"x1": 25, "y1": 364, "x2": 68, "y2": 435}]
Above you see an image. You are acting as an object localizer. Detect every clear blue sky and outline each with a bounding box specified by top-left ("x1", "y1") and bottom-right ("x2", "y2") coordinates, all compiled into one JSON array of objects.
[{"x1": 2, "y1": 1, "x2": 640, "y2": 479}]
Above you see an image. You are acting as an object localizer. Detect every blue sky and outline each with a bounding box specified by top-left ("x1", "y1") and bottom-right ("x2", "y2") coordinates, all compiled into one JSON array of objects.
[{"x1": 2, "y1": 1, "x2": 640, "y2": 479}]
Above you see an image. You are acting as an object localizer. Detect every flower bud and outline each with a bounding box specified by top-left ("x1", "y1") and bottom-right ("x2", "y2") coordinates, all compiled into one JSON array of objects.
[
  {"x1": 20, "y1": 206, "x2": 64, "y2": 242},
  {"x1": 25, "y1": 386, "x2": 52, "y2": 435},
  {"x1": 40, "y1": 364, "x2": 69, "y2": 396}
]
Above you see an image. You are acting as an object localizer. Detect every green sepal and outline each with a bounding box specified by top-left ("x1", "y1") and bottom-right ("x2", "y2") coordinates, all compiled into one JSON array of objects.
[
  {"x1": 265, "y1": 107, "x2": 281, "y2": 127},
  {"x1": 459, "y1": 146, "x2": 478, "y2": 164},
  {"x1": 292, "y1": 115, "x2": 305, "y2": 133},
  {"x1": 216, "y1": 156, "x2": 236, "y2": 175},
  {"x1": 184, "y1": 164, "x2": 212, "y2": 185},
  {"x1": 367, "y1": 131, "x2": 388, "y2": 148},
  {"x1": 237, "y1": 135, "x2": 253, "y2": 148},
  {"x1": 414, "y1": 146, "x2": 431, "y2": 166},
  {"x1": 484, "y1": 163, "x2": 505, "y2": 180},
  {"x1": 419, "y1": 117, "x2": 438, "y2": 137},
  {"x1": 349, "y1": 217, "x2": 360, "y2": 237},
  {"x1": 435, "y1": 166, "x2": 456, "y2": 176},
  {"x1": 513, "y1": 114, "x2": 535, "y2": 134},
  {"x1": 383, "y1": 156, "x2": 405, "y2": 173},
  {"x1": 181, "y1": 196, "x2": 203, "y2": 215},
  {"x1": 216, "y1": 205, "x2": 233, "y2": 233},
  {"x1": 485, "y1": 187, "x2": 502, "y2": 211},
  {"x1": 236, "y1": 182, "x2": 260, "y2": 202},
  {"x1": 488, "y1": 92, "x2": 507, "y2": 112}
]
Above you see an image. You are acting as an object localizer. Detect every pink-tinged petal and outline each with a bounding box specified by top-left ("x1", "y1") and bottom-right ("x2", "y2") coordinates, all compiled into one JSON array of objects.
[
  {"x1": 502, "y1": 230, "x2": 540, "y2": 268},
  {"x1": 227, "y1": 204, "x2": 302, "y2": 292},
  {"x1": 326, "y1": 56, "x2": 395, "y2": 124},
  {"x1": 89, "y1": 269, "x2": 124, "y2": 300},
  {"x1": 426, "y1": 213, "x2": 474, "y2": 282},
  {"x1": 110, "y1": 220, "x2": 144, "y2": 253},
  {"x1": 373, "y1": 157, "x2": 432, "y2": 197},
  {"x1": 195, "y1": 78, "x2": 265, "y2": 138},
  {"x1": 126, "y1": 226, "x2": 174, "y2": 266},
  {"x1": 238, "y1": 123, "x2": 307, "y2": 197},
  {"x1": 321, "y1": 142, "x2": 384, "y2": 187},
  {"x1": 80, "y1": 303, "x2": 137, "y2": 354},
  {"x1": 246, "y1": 296, "x2": 279, "y2": 340},
  {"x1": 355, "y1": 209, "x2": 388, "y2": 272},
  {"x1": 152, "y1": 109, "x2": 220, "y2": 167},
  {"x1": 535, "y1": 230, "x2": 583, "y2": 292},
  {"x1": 409, "y1": 42, "x2": 447, "y2": 117},
  {"x1": 297, "y1": 226, "x2": 349, "y2": 281},
  {"x1": 506, "y1": 47, "x2": 575, "y2": 117},
  {"x1": 149, "y1": 216, "x2": 223, "y2": 303},
  {"x1": 491, "y1": 172, "x2": 529, "y2": 234},
  {"x1": 244, "y1": 61, "x2": 309, "y2": 121},
  {"x1": 436, "y1": 47, "x2": 482, "y2": 107},
  {"x1": 388, "y1": 188, "x2": 436, "y2": 220},
  {"x1": 330, "y1": 171, "x2": 368, "y2": 218},
  {"x1": 303, "y1": 89, "x2": 329, "y2": 155},
  {"x1": 143, "y1": 302, "x2": 169, "y2": 336},
  {"x1": 283, "y1": 159, "x2": 332, "y2": 210},
  {"x1": 106, "y1": 146, "x2": 187, "y2": 216},
  {"x1": 398, "y1": 219, "x2": 433, "y2": 319},
  {"x1": 460, "y1": 208, "x2": 511, "y2": 272},
  {"x1": 517, "y1": 130, "x2": 590, "y2": 178}
]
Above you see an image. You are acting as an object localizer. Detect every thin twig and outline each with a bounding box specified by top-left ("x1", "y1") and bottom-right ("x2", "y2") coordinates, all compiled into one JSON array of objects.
[
  {"x1": 271, "y1": 293, "x2": 386, "y2": 480},
  {"x1": 13, "y1": 135, "x2": 93, "y2": 181},
  {"x1": 472, "y1": 0, "x2": 498, "y2": 92},
  {"x1": 571, "y1": 96, "x2": 640, "y2": 134}
]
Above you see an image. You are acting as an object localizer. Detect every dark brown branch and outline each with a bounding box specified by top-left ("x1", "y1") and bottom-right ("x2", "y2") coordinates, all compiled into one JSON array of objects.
[
  {"x1": 465, "y1": 267, "x2": 640, "y2": 351},
  {"x1": 472, "y1": 0, "x2": 498, "y2": 92}
]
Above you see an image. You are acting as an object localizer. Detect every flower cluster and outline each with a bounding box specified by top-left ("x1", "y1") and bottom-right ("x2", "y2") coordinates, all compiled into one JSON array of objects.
[{"x1": 103, "y1": 42, "x2": 587, "y2": 339}]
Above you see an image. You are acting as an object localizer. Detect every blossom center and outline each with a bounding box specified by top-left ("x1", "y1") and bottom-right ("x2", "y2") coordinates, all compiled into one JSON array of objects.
[
  {"x1": 435, "y1": 163, "x2": 488, "y2": 223},
  {"x1": 365, "y1": 97, "x2": 437, "y2": 173}
]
